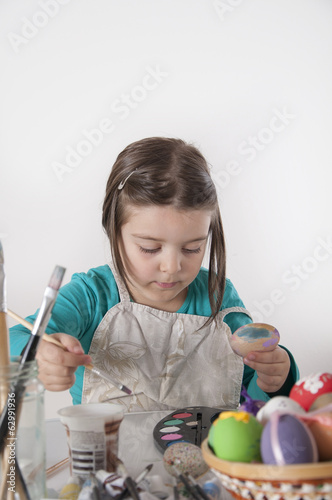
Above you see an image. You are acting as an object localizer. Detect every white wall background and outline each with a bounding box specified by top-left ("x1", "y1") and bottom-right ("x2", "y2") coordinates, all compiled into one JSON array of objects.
[{"x1": 1, "y1": 0, "x2": 331, "y2": 419}]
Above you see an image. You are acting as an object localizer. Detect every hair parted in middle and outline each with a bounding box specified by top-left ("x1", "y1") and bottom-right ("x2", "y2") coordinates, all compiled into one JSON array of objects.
[{"x1": 102, "y1": 136, "x2": 226, "y2": 325}]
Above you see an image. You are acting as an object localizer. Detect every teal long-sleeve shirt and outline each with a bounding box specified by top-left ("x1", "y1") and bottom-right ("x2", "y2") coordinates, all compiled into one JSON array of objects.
[{"x1": 9, "y1": 265, "x2": 299, "y2": 405}]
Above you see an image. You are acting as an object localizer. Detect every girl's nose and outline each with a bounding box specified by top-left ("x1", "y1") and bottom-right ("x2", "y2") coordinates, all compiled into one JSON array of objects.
[{"x1": 160, "y1": 251, "x2": 181, "y2": 274}]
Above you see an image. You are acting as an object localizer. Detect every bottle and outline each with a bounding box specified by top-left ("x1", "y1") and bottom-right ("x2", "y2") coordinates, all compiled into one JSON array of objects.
[{"x1": 0, "y1": 356, "x2": 46, "y2": 500}]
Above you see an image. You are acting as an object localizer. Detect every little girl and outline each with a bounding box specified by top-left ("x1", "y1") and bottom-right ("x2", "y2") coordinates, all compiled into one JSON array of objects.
[{"x1": 10, "y1": 137, "x2": 298, "y2": 411}]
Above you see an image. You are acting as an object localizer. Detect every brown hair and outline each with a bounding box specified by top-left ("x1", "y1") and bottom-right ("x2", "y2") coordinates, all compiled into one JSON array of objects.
[{"x1": 102, "y1": 137, "x2": 226, "y2": 324}]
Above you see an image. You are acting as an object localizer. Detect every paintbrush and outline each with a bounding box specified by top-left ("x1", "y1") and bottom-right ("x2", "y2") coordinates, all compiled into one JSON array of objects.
[
  {"x1": 117, "y1": 463, "x2": 153, "y2": 500},
  {"x1": 173, "y1": 467, "x2": 203, "y2": 500},
  {"x1": 186, "y1": 475, "x2": 210, "y2": 500},
  {"x1": 7, "y1": 308, "x2": 132, "y2": 395},
  {"x1": 115, "y1": 457, "x2": 141, "y2": 500},
  {"x1": 20, "y1": 265, "x2": 66, "y2": 364},
  {"x1": 0, "y1": 265, "x2": 66, "y2": 453}
]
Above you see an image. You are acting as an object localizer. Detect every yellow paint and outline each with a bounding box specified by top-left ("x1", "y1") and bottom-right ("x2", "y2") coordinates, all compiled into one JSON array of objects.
[
  {"x1": 59, "y1": 483, "x2": 81, "y2": 500},
  {"x1": 214, "y1": 411, "x2": 250, "y2": 424}
]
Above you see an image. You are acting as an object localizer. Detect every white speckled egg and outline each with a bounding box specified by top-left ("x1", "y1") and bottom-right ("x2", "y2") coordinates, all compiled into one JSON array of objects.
[
  {"x1": 256, "y1": 396, "x2": 305, "y2": 425},
  {"x1": 163, "y1": 442, "x2": 208, "y2": 478},
  {"x1": 230, "y1": 323, "x2": 280, "y2": 357}
]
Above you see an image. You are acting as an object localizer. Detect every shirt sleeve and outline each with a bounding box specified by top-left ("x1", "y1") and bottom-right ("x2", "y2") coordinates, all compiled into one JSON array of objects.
[
  {"x1": 221, "y1": 278, "x2": 252, "y2": 333},
  {"x1": 9, "y1": 267, "x2": 117, "y2": 356}
]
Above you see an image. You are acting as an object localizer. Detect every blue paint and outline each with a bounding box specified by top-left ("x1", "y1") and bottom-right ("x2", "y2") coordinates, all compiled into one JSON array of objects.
[
  {"x1": 166, "y1": 439, "x2": 191, "y2": 447},
  {"x1": 237, "y1": 326, "x2": 272, "y2": 343}
]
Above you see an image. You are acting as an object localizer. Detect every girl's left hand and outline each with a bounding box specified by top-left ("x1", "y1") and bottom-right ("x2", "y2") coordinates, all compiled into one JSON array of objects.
[{"x1": 243, "y1": 346, "x2": 291, "y2": 393}]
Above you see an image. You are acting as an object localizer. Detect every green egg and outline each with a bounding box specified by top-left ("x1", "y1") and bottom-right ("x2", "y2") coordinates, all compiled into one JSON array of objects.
[{"x1": 208, "y1": 411, "x2": 263, "y2": 463}]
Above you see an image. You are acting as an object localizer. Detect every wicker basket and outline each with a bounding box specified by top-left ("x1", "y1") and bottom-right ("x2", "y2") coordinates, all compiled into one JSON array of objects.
[{"x1": 201, "y1": 438, "x2": 332, "y2": 500}]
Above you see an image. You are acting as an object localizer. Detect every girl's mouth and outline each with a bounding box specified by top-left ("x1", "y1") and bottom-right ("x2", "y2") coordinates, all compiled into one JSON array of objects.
[{"x1": 155, "y1": 281, "x2": 178, "y2": 289}]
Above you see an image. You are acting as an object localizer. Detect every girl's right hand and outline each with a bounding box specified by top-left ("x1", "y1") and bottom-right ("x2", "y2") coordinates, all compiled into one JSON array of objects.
[{"x1": 36, "y1": 333, "x2": 92, "y2": 391}]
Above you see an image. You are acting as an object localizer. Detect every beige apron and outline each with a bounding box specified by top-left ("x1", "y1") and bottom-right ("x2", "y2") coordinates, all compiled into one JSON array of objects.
[{"x1": 82, "y1": 265, "x2": 251, "y2": 412}]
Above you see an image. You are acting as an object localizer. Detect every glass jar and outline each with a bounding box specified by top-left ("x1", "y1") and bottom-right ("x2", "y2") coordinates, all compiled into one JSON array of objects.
[{"x1": 0, "y1": 356, "x2": 46, "y2": 500}]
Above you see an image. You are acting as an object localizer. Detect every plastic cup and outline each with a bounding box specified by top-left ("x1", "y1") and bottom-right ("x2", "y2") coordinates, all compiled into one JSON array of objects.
[{"x1": 58, "y1": 403, "x2": 124, "y2": 476}]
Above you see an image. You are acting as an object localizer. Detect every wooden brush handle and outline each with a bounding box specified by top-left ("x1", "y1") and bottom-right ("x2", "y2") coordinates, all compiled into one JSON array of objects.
[
  {"x1": 8, "y1": 308, "x2": 65, "y2": 349},
  {"x1": 0, "y1": 312, "x2": 10, "y2": 366},
  {"x1": 7, "y1": 309, "x2": 94, "y2": 370},
  {"x1": 0, "y1": 312, "x2": 10, "y2": 416}
]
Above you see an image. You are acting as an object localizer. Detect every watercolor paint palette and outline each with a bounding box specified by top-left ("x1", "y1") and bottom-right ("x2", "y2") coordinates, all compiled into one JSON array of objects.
[{"x1": 153, "y1": 406, "x2": 223, "y2": 453}]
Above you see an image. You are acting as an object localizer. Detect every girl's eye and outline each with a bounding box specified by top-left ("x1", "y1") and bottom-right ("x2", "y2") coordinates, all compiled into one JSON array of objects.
[
  {"x1": 139, "y1": 247, "x2": 160, "y2": 254},
  {"x1": 139, "y1": 246, "x2": 202, "y2": 255},
  {"x1": 183, "y1": 247, "x2": 201, "y2": 254}
]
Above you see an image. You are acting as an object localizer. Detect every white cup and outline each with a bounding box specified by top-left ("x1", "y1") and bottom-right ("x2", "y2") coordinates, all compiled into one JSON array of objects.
[{"x1": 58, "y1": 403, "x2": 124, "y2": 476}]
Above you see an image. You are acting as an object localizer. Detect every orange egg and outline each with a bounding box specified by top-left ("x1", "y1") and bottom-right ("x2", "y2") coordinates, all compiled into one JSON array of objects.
[
  {"x1": 304, "y1": 411, "x2": 332, "y2": 461},
  {"x1": 309, "y1": 393, "x2": 332, "y2": 411}
]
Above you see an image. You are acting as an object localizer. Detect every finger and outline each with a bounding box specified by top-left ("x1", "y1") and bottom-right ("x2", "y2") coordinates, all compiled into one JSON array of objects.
[
  {"x1": 256, "y1": 375, "x2": 284, "y2": 393},
  {"x1": 37, "y1": 337, "x2": 92, "y2": 368},
  {"x1": 244, "y1": 346, "x2": 288, "y2": 367},
  {"x1": 244, "y1": 348, "x2": 291, "y2": 393},
  {"x1": 47, "y1": 332, "x2": 84, "y2": 354},
  {"x1": 38, "y1": 371, "x2": 76, "y2": 391},
  {"x1": 37, "y1": 359, "x2": 77, "y2": 378},
  {"x1": 244, "y1": 357, "x2": 285, "y2": 376},
  {"x1": 37, "y1": 358, "x2": 78, "y2": 390}
]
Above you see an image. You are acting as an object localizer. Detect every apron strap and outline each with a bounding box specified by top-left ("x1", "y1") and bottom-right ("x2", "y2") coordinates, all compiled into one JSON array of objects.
[
  {"x1": 219, "y1": 306, "x2": 252, "y2": 322},
  {"x1": 108, "y1": 261, "x2": 131, "y2": 303}
]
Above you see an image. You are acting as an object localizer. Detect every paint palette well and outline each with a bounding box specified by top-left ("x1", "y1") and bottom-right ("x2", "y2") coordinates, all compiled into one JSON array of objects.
[{"x1": 153, "y1": 406, "x2": 222, "y2": 453}]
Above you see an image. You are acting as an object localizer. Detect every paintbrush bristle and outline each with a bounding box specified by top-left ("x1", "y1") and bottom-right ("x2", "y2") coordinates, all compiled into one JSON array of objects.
[
  {"x1": 121, "y1": 385, "x2": 132, "y2": 395},
  {"x1": 48, "y1": 265, "x2": 66, "y2": 290}
]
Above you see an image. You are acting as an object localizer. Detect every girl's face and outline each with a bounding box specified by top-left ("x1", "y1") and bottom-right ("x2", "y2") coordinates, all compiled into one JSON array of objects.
[{"x1": 120, "y1": 205, "x2": 212, "y2": 312}]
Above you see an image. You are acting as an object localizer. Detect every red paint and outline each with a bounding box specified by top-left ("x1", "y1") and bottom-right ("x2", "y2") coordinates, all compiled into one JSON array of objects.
[{"x1": 172, "y1": 412, "x2": 192, "y2": 419}]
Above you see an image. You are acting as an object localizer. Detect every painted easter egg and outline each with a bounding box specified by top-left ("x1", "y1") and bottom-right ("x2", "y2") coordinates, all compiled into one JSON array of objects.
[
  {"x1": 256, "y1": 396, "x2": 305, "y2": 425},
  {"x1": 302, "y1": 408, "x2": 332, "y2": 461},
  {"x1": 261, "y1": 413, "x2": 318, "y2": 465},
  {"x1": 230, "y1": 323, "x2": 280, "y2": 357},
  {"x1": 289, "y1": 372, "x2": 332, "y2": 411},
  {"x1": 208, "y1": 411, "x2": 263, "y2": 463},
  {"x1": 309, "y1": 392, "x2": 332, "y2": 411},
  {"x1": 163, "y1": 442, "x2": 209, "y2": 478}
]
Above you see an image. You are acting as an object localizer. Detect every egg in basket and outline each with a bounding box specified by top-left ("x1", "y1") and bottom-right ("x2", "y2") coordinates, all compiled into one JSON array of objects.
[{"x1": 201, "y1": 373, "x2": 332, "y2": 500}]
